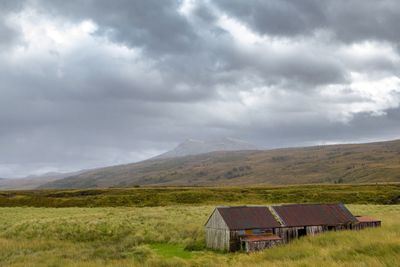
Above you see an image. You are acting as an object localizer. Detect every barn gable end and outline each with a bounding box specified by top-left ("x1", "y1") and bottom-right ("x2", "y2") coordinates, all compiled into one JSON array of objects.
[{"x1": 205, "y1": 208, "x2": 230, "y2": 251}]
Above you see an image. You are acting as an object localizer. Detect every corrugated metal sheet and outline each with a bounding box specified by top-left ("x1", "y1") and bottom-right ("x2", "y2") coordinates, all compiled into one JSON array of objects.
[
  {"x1": 272, "y1": 203, "x2": 357, "y2": 227},
  {"x1": 217, "y1": 206, "x2": 281, "y2": 230},
  {"x1": 356, "y1": 216, "x2": 381, "y2": 223}
]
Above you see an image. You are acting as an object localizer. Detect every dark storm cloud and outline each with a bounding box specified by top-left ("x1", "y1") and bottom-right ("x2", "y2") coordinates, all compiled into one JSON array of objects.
[
  {"x1": 240, "y1": 107, "x2": 400, "y2": 149},
  {"x1": 34, "y1": 0, "x2": 197, "y2": 55},
  {"x1": 214, "y1": 0, "x2": 400, "y2": 44},
  {"x1": 216, "y1": 44, "x2": 348, "y2": 87},
  {"x1": 215, "y1": 0, "x2": 326, "y2": 37},
  {"x1": 0, "y1": 0, "x2": 399, "y2": 177}
]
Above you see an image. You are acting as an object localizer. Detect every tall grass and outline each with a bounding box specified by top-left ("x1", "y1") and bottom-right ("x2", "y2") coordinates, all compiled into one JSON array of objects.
[{"x1": 0, "y1": 205, "x2": 399, "y2": 266}]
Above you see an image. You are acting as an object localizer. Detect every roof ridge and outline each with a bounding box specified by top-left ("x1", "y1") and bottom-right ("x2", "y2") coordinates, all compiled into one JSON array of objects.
[{"x1": 268, "y1": 206, "x2": 285, "y2": 226}]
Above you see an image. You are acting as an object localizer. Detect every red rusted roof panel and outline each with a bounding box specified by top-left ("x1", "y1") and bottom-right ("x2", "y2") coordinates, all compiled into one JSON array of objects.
[
  {"x1": 356, "y1": 216, "x2": 381, "y2": 223},
  {"x1": 241, "y1": 235, "x2": 282, "y2": 242},
  {"x1": 272, "y1": 203, "x2": 357, "y2": 227},
  {"x1": 217, "y1": 206, "x2": 281, "y2": 230}
]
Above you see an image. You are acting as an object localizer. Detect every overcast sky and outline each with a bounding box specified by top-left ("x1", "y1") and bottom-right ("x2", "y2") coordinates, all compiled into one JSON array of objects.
[{"x1": 1, "y1": 0, "x2": 400, "y2": 177}]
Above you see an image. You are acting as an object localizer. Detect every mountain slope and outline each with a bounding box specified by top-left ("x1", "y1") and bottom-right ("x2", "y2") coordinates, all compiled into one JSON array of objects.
[
  {"x1": 0, "y1": 171, "x2": 84, "y2": 190},
  {"x1": 40, "y1": 139, "x2": 400, "y2": 189},
  {"x1": 154, "y1": 137, "x2": 258, "y2": 159}
]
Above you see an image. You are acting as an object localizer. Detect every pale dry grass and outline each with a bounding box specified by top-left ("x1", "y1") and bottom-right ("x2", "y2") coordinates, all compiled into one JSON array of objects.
[{"x1": 0, "y1": 205, "x2": 399, "y2": 266}]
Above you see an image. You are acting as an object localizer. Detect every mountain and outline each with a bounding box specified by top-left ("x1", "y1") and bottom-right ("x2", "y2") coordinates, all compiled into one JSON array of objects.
[
  {"x1": 0, "y1": 171, "x2": 84, "y2": 190},
  {"x1": 154, "y1": 137, "x2": 259, "y2": 159},
  {"x1": 40, "y1": 139, "x2": 400, "y2": 189}
]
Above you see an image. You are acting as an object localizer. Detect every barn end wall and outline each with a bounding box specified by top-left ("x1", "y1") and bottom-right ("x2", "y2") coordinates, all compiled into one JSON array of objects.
[
  {"x1": 205, "y1": 228, "x2": 230, "y2": 251},
  {"x1": 205, "y1": 209, "x2": 230, "y2": 251}
]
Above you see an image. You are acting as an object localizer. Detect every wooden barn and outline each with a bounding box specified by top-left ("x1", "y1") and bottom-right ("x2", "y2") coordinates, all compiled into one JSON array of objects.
[
  {"x1": 204, "y1": 206, "x2": 282, "y2": 252},
  {"x1": 205, "y1": 203, "x2": 380, "y2": 252},
  {"x1": 271, "y1": 203, "x2": 359, "y2": 243}
]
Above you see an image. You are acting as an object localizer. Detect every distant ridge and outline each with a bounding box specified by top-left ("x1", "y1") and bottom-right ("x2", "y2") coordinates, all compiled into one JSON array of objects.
[
  {"x1": 0, "y1": 170, "x2": 85, "y2": 190},
  {"x1": 154, "y1": 137, "x2": 259, "y2": 159},
  {"x1": 39, "y1": 139, "x2": 400, "y2": 189}
]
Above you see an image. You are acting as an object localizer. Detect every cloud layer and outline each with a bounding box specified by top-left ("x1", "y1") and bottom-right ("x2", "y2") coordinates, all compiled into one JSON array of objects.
[{"x1": 1, "y1": 0, "x2": 400, "y2": 177}]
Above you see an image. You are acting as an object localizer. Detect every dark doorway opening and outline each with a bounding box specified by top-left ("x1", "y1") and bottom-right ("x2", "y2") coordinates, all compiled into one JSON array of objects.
[{"x1": 298, "y1": 228, "x2": 307, "y2": 237}]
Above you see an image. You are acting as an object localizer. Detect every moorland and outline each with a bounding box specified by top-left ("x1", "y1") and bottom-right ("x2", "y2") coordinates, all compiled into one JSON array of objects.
[
  {"x1": 41, "y1": 139, "x2": 400, "y2": 189},
  {"x1": 0, "y1": 184, "x2": 399, "y2": 207},
  {"x1": 0, "y1": 184, "x2": 399, "y2": 266}
]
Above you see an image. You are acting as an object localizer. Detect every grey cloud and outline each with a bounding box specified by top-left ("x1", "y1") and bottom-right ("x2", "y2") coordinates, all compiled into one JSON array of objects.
[
  {"x1": 327, "y1": 1, "x2": 400, "y2": 44},
  {"x1": 35, "y1": 0, "x2": 197, "y2": 55},
  {"x1": 221, "y1": 45, "x2": 348, "y2": 87},
  {"x1": 0, "y1": 1, "x2": 25, "y2": 48},
  {"x1": 215, "y1": 0, "x2": 326, "y2": 37},
  {"x1": 0, "y1": 0, "x2": 400, "y2": 177},
  {"x1": 214, "y1": 0, "x2": 400, "y2": 44},
  {"x1": 0, "y1": 21, "x2": 15, "y2": 47},
  {"x1": 229, "y1": 107, "x2": 400, "y2": 149}
]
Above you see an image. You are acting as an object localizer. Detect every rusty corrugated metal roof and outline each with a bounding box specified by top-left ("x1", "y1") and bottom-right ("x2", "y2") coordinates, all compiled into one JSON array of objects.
[
  {"x1": 272, "y1": 203, "x2": 357, "y2": 227},
  {"x1": 241, "y1": 234, "x2": 282, "y2": 242},
  {"x1": 356, "y1": 216, "x2": 381, "y2": 223},
  {"x1": 217, "y1": 206, "x2": 281, "y2": 230}
]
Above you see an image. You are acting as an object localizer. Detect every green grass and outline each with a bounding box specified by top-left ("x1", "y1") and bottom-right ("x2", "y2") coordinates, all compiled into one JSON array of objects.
[
  {"x1": 0, "y1": 204, "x2": 399, "y2": 266},
  {"x1": 0, "y1": 184, "x2": 399, "y2": 207},
  {"x1": 149, "y1": 243, "x2": 192, "y2": 259}
]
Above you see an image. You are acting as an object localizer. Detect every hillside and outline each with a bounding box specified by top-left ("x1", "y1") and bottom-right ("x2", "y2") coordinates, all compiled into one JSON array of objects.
[
  {"x1": 0, "y1": 171, "x2": 84, "y2": 190},
  {"x1": 154, "y1": 137, "x2": 258, "y2": 159},
  {"x1": 40, "y1": 139, "x2": 400, "y2": 189}
]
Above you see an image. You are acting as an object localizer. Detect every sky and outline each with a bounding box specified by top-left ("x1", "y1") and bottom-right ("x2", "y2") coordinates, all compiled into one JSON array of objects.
[{"x1": 1, "y1": 0, "x2": 400, "y2": 178}]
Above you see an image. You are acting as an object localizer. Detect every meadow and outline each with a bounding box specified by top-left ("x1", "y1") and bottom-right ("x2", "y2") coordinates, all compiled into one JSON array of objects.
[
  {"x1": 0, "y1": 185, "x2": 399, "y2": 266},
  {"x1": 0, "y1": 206, "x2": 399, "y2": 266}
]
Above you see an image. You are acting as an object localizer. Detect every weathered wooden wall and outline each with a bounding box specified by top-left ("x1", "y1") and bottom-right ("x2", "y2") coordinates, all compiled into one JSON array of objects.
[
  {"x1": 306, "y1": 225, "x2": 324, "y2": 236},
  {"x1": 332, "y1": 224, "x2": 352, "y2": 231},
  {"x1": 274, "y1": 227, "x2": 303, "y2": 243},
  {"x1": 353, "y1": 221, "x2": 381, "y2": 230},
  {"x1": 243, "y1": 239, "x2": 282, "y2": 252},
  {"x1": 205, "y1": 209, "x2": 230, "y2": 251},
  {"x1": 275, "y1": 224, "x2": 355, "y2": 243}
]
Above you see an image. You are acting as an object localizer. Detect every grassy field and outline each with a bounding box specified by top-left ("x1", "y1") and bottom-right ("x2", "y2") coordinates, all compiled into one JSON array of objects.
[
  {"x1": 0, "y1": 204, "x2": 399, "y2": 266},
  {"x1": 1, "y1": 185, "x2": 399, "y2": 266},
  {"x1": 0, "y1": 184, "x2": 399, "y2": 207}
]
